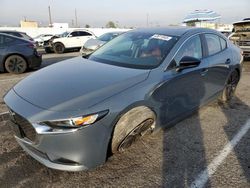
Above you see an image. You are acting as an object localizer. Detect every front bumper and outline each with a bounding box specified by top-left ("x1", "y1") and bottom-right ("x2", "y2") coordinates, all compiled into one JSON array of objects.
[
  {"x1": 15, "y1": 136, "x2": 89, "y2": 171},
  {"x1": 4, "y1": 89, "x2": 110, "y2": 171}
]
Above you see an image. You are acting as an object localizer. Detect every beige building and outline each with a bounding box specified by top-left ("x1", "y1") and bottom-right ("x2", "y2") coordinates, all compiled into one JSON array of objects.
[{"x1": 20, "y1": 20, "x2": 38, "y2": 28}]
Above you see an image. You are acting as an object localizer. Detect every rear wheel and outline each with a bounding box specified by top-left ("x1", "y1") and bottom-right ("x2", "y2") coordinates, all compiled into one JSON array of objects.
[
  {"x1": 53, "y1": 42, "x2": 65, "y2": 54},
  {"x1": 4, "y1": 55, "x2": 27, "y2": 74},
  {"x1": 111, "y1": 106, "x2": 156, "y2": 153},
  {"x1": 220, "y1": 70, "x2": 239, "y2": 102}
]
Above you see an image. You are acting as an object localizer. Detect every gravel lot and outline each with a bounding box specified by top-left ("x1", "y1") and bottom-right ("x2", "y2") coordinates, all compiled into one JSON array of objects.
[{"x1": 0, "y1": 54, "x2": 249, "y2": 188}]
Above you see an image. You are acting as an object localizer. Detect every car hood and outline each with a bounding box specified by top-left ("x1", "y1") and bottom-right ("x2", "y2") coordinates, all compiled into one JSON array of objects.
[
  {"x1": 13, "y1": 57, "x2": 150, "y2": 112},
  {"x1": 84, "y1": 39, "x2": 105, "y2": 49}
]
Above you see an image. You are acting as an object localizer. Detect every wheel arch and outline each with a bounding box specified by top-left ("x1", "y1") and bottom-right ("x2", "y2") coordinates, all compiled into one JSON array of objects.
[
  {"x1": 106, "y1": 102, "x2": 157, "y2": 157},
  {"x1": 3, "y1": 53, "x2": 29, "y2": 72}
]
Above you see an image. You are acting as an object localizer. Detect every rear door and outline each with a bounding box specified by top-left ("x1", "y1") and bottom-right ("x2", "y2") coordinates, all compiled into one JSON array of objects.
[
  {"x1": 78, "y1": 31, "x2": 94, "y2": 47},
  {"x1": 202, "y1": 33, "x2": 232, "y2": 98}
]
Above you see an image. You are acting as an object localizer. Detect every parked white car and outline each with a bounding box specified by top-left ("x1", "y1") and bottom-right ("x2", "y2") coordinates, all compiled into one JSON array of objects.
[
  {"x1": 34, "y1": 34, "x2": 54, "y2": 47},
  {"x1": 52, "y1": 30, "x2": 96, "y2": 53}
]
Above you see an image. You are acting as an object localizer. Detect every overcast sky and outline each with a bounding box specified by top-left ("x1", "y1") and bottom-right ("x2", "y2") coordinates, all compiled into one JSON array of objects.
[{"x1": 0, "y1": 0, "x2": 249, "y2": 27}]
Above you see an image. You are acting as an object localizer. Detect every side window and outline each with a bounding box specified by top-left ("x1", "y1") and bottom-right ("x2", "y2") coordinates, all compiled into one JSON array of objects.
[
  {"x1": 175, "y1": 35, "x2": 202, "y2": 64},
  {"x1": 4, "y1": 36, "x2": 14, "y2": 44},
  {"x1": 219, "y1": 37, "x2": 227, "y2": 50},
  {"x1": 205, "y1": 34, "x2": 221, "y2": 55},
  {"x1": 78, "y1": 31, "x2": 92, "y2": 36},
  {"x1": 0, "y1": 35, "x2": 4, "y2": 46},
  {"x1": 12, "y1": 33, "x2": 22, "y2": 37},
  {"x1": 70, "y1": 32, "x2": 79, "y2": 37}
]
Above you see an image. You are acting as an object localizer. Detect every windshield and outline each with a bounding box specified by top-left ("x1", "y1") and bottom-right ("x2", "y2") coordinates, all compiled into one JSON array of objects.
[
  {"x1": 89, "y1": 32, "x2": 179, "y2": 69},
  {"x1": 60, "y1": 32, "x2": 69, "y2": 37},
  {"x1": 98, "y1": 32, "x2": 120, "y2": 42}
]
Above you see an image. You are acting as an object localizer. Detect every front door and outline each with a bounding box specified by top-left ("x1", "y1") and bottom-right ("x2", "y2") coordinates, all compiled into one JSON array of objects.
[{"x1": 153, "y1": 34, "x2": 209, "y2": 125}]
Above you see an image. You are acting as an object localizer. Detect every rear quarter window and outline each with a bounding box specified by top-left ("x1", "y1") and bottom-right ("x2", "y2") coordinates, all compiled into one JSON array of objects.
[
  {"x1": 78, "y1": 31, "x2": 92, "y2": 36},
  {"x1": 219, "y1": 37, "x2": 227, "y2": 50},
  {"x1": 205, "y1": 34, "x2": 221, "y2": 55}
]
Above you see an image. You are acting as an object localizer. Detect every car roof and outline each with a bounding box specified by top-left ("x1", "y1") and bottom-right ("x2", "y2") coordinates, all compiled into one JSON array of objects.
[
  {"x1": 0, "y1": 33, "x2": 31, "y2": 42},
  {"x1": 0, "y1": 30, "x2": 26, "y2": 34},
  {"x1": 132, "y1": 27, "x2": 216, "y2": 36}
]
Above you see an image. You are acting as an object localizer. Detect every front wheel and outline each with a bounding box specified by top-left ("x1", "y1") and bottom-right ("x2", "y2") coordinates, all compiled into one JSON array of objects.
[
  {"x1": 53, "y1": 42, "x2": 65, "y2": 54},
  {"x1": 111, "y1": 106, "x2": 156, "y2": 153},
  {"x1": 219, "y1": 70, "x2": 239, "y2": 102}
]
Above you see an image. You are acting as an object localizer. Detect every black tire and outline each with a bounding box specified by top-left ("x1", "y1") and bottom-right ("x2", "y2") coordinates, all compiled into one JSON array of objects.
[
  {"x1": 4, "y1": 55, "x2": 27, "y2": 74},
  {"x1": 53, "y1": 42, "x2": 65, "y2": 54},
  {"x1": 111, "y1": 106, "x2": 156, "y2": 153},
  {"x1": 219, "y1": 70, "x2": 239, "y2": 102},
  {"x1": 44, "y1": 47, "x2": 54, "y2": 53}
]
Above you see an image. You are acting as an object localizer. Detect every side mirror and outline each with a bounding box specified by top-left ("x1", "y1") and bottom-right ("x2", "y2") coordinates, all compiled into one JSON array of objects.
[
  {"x1": 68, "y1": 34, "x2": 73, "y2": 37},
  {"x1": 176, "y1": 56, "x2": 201, "y2": 72}
]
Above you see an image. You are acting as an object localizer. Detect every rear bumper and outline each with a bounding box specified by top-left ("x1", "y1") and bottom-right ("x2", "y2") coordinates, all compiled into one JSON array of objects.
[{"x1": 27, "y1": 52, "x2": 42, "y2": 69}]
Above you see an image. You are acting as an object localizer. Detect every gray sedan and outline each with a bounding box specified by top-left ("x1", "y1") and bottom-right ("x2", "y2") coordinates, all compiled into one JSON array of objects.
[
  {"x1": 4, "y1": 27, "x2": 242, "y2": 171},
  {"x1": 80, "y1": 31, "x2": 123, "y2": 56}
]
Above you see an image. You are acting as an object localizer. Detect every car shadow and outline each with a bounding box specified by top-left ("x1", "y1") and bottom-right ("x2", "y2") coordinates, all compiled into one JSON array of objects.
[
  {"x1": 219, "y1": 97, "x2": 250, "y2": 182},
  {"x1": 161, "y1": 110, "x2": 210, "y2": 187},
  {"x1": 161, "y1": 95, "x2": 250, "y2": 187}
]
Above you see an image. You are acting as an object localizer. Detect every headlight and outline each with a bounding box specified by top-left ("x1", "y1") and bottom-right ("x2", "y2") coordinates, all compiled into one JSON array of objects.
[{"x1": 41, "y1": 110, "x2": 108, "y2": 128}]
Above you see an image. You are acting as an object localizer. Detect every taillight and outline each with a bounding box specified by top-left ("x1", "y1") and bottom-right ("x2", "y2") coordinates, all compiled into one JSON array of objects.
[{"x1": 27, "y1": 43, "x2": 35, "y2": 49}]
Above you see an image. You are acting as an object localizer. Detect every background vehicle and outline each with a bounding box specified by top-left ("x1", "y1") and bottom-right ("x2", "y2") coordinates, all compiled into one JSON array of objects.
[
  {"x1": 34, "y1": 34, "x2": 54, "y2": 47},
  {"x1": 0, "y1": 30, "x2": 34, "y2": 42},
  {"x1": 229, "y1": 18, "x2": 250, "y2": 59},
  {"x1": 80, "y1": 31, "x2": 123, "y2": 56},
  {"x1": 4, "y1": 27, "x2": 242, "y2": 171},
  {"x1": 52, "y1": 30, "x2": 96, "y2": 54},
  {"x1": 43, "y1": 34, "x2": 62, "y2": 53},
  {"x1": 0, "y1": 33, "x2": 42, "y2": 74}
]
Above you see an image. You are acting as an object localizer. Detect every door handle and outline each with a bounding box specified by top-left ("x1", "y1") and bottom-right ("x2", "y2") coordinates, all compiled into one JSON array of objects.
[
  {"x1": 200, "y1": 68, "x2": 208, "y2": 76},
  {"x1": 225, "y1": 58, "x2": 231, "y2": 64}
]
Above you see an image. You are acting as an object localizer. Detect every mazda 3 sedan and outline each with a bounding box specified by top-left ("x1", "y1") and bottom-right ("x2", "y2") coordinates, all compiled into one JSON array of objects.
[{"x1": 4, "y1": 27, "x2": 242, "y2": 171}]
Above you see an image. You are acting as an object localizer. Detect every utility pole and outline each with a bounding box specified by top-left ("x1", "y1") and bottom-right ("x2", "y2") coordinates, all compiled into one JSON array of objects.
[
  {"x1": 75, "y1": 8, "x2": 78, "y2": 27},
  {"x1": 48, "y1": 6, "x2": 52, "y2": 27}
]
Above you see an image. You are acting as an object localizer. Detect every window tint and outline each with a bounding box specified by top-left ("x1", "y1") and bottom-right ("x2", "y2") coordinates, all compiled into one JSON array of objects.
[
  {"x1": 4, "y1": 36, "x2": 15, "y2": 44},
  {"x1": 205, "y1": 34, "x2": 221, "y2": 55},
  {"x1": 78, "y1": 31, "x2": 92, "y2": 36},
  {"x1": 12, "y1": 32, "x2": 22, "y2": 37},
  {"x1": 219, "y1": 37, "x2": 227, "y2": 50},
  {"x1": 175, "y1": 35, "x2": 202, "y2": 63},
  {"x1": 0, "y1": 35, "x2": 14, "y2": 45},
  {"x1": 70, "y1": 32, "x2": 79, "y2": 37},
  {"x1": 0, "y1": 35, "x2": 4, "y2": 45}
]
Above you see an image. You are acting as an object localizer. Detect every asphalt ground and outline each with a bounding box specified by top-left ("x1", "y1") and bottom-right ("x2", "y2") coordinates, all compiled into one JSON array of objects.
[{"x1": 0, "y1": 53, "x2": 249, "y2": 188}]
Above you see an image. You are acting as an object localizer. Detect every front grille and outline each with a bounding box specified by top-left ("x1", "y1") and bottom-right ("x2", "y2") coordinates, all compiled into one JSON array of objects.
[
  {"x1": 9, "y1": 110, "x2": 37, "y2": 142},
  {"x1": 237, "y1": 41, "x2": 250, "y2": 46}
]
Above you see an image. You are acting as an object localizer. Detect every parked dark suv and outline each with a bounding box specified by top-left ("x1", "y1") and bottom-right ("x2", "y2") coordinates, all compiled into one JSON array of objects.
[{"x1": 0, "y1": 33, "x2": 42, "y2": 74}]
